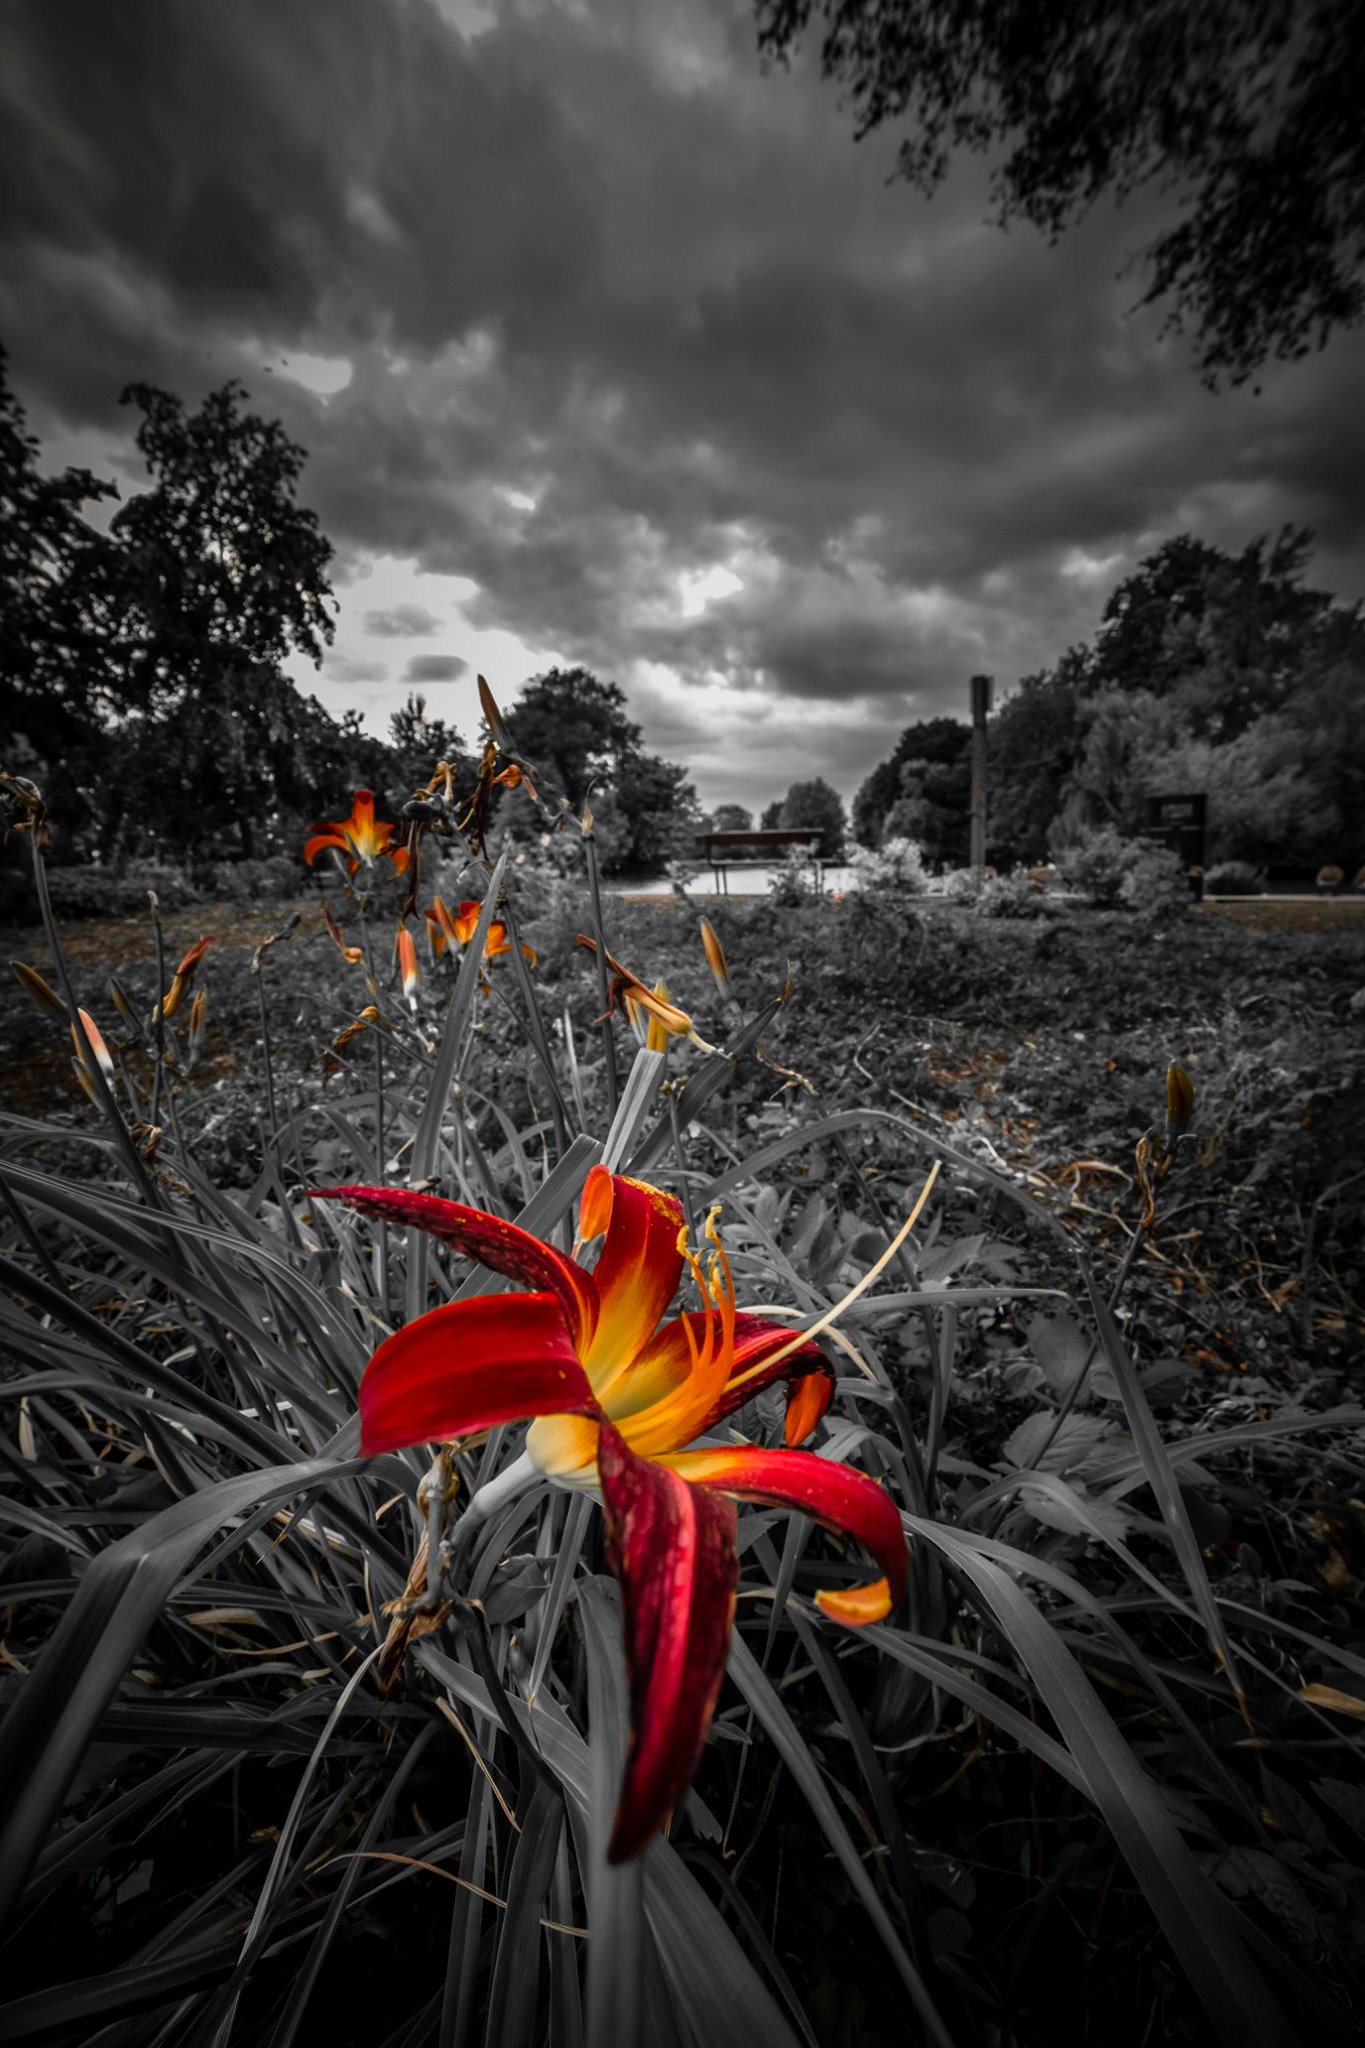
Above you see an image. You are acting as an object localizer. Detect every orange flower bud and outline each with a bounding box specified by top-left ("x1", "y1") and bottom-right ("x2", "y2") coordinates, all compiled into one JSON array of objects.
[
  {"x1": 71, "y1": 1009, "x2": 115, "y2": 1084},
  {"x1": 396, "y1": 925, "x2": 419, "y2": 1003},
  {"x1": 11, "y1": 960, "x2": 64, "y2": 1016},
  {"x1": 161, "y1": 936, "x2": 212, "y2": 1019},
  {"x1": 699, "y1": 918, "x2": 730, "y2": 986}
]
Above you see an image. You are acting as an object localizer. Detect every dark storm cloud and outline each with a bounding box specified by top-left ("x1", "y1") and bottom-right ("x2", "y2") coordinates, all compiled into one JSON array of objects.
[
  {"x1": 2, "y1": 0, "x2": 1361, "y2": 792},
  {"x1": 403, "y1": 654, "x2": 469, "y2": 682},
  {"x1": 365, "y1": 604, "x2": 445, "y2": 638}
]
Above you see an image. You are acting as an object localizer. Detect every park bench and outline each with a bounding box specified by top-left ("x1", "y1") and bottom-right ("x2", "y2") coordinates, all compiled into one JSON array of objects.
[{"x1": 694, "y1": 828, "x2": 825, "y2": 895}]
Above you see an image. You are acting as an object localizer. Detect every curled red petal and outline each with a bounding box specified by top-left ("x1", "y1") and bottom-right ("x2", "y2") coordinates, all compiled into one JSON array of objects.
[
  {"x1": 359, "y1": 1292, "x2": 597, "y2": 1454},
  {"x1": 659, "y1": 1445, "x2": 908, "y2": 1623},
  {"x1": 597, "y1": 1422, "x2": 738, "y2": 1863},
  {"x1": 312, "y1": 1185, "x2": 598, "y2": 1348},
  {"x1": 578, "y1": 1167, "x2": 685, "y2": 1395}
]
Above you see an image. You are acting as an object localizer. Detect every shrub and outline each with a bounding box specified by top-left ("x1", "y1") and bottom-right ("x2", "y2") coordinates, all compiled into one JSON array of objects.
[
  {"x1": 1118, "y1": 840, "x2": 1191, "y2": 917},
  {"x1": 846, "y1": 835, "x2": 930, "y2": 895},
  {"x1": 42, "y1": 858, "x2": 199, "y2": 919},
  {"x1": 937, "y1": 864, "x2": 981, "y2": 901},
  {"x1": 975, "y1": 867, "x2": 1046, "y2": 918},
  {"x1": 206, "y1": 854, "x2": 308, "y2": 904},
  {"x1": 769, "y1": 845, "x2": 820, "y2": 907},
  {"x1": 1204, "y1": 859, "x2": 1265, "y2": 897},
  {"x1": 1054, "y1": 825, "x2": 1131, "y2": 906}
]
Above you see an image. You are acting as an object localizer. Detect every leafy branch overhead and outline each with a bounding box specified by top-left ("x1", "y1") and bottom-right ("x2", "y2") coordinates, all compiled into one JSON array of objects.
[{"x1": 754, "y1": 0, "x2": 1365, "y2": 387}]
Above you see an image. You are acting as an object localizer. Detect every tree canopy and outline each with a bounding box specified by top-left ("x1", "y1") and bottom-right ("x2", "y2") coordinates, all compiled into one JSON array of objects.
[
  {"x1": 780, "y1": 776, "x2": 848, "y2": 859},
  {"x1": 754, "y1": 0, "x2": 1365, "y2": 387}
]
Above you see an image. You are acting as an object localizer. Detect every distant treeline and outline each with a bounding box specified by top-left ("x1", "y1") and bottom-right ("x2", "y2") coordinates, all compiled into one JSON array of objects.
[{"x1": 851, "y1": 529, "x2": 1364, "y2": 874}]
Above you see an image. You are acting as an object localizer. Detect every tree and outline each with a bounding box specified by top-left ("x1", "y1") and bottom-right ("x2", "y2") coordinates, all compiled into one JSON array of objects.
[
  {"x1": 780, "y1": 776, "x2": 847, "y2": 858},
  {"x1": 101, "y1": 379, "x2": 335, "y2": 709},
  {"x1": 0, "y1": 345, "x2": 119, "y2": 800},
  {"x1": 754, "y1": 0, "x2": 1365, "y2": 386},
  {"x1": 987, "y1": 654, "x2": 1088, "y2": 866},
  {"x1": 86, "y1": 378, "x2": 344, "y2": 859},
  {"x1": 851, "y1": 715, "x2": 968, "y2": 847},
  {"x1": 709, "y1": 803, "x2": 754, "y2": 833},
  {"x1": 882, "y1": 751, "x2": 971, "y2": 867},
  {"x1": 759, "y1": 798, "x2": 785, "y2": 829},
  {"x1": 389, "y1": 692, "x2": 469, "y2": 796},
  {"x1": 611, "y1": 752, "x2": 703, "y2": 872},
  {"x1": 507, "y1": 668, "x2": 642, "y2": 811}
]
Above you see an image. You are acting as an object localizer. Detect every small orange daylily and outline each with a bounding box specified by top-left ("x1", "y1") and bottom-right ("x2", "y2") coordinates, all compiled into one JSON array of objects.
[
  {"x1": 159, "y1": 936, "x2": 212, "y2": 1020},
  {"x1": 314, "y1": 1168, "x2": 907, "y2": 1862},
  {"x1": 303, "y1": 790, "x2": 410, "y2": 877},
  {"x1": 577, "y1": 936, "x2": 715, "y2": 1052},
  {"x1": 624, "y1": 977, "x2": 675, "y2": 1054},
  {"x1": 434, "y1": 896, "x2": 536, "y2": 968}
]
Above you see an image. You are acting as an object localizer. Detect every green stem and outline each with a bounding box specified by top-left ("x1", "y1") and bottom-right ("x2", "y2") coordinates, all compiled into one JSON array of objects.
[{"x1": 581, "y1": 823, "x2": 620, "y2": 1121}]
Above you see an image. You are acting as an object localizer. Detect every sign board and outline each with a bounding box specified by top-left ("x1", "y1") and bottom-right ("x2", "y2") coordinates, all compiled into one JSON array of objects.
[{"x1": 1143, "y1": 792, "x2": 1206, "y2": 870}]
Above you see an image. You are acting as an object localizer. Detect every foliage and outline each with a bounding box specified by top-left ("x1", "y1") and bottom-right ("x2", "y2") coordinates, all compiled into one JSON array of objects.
[
  {"x1": 847, "y1": 529, "x2": 1365, "y2": 878},
  {"x1": 1054, "y1": 824, "x2": 1139, "y2": 906},
  {"x1": 104, "y1": 377, "x2": 335, "y2": 697},
  {"x1": 846, "y1": 834, "x2": 930, "y2": 895},
  {"x1": 506, "y1": 667, "x2": 700, "y2": 874},
  {"x1": 852, "y1": 714, "x2": 969, "y2": 850},
  {"x1": 778, "y1": 775, "x2": 847, "y2": 859},
  {"x1": 0, "y1": 347, "x2": 120, "y2": 815},
  {"x1": 708, "y1": 802, "x2": 754, "y2": 833},
  {"x1": 1119, "y1": 838, "x2": 1194, "y2": 917},
  {"x1": 974, "y1": 867, "x2": 1045, "y2": 919},
  {"x1": 987, "y1": 654, "x2": 1088, "y2": 868},
  {"x1": 767, "y1": 843, "x2": 822, "y2": 907},
  {"x1": 1205, "y1": 859, "x2": 1266, "y2": 896},
  {"x1": 753, "y1": 0, "x2": 1365, "y2": 387},
  {"x1": 2, "y1": 738, "x2": 1364, "y2": 2048},
  {"x1": 507, "y1": 667, "x2": 642, "y2": 811},
  {"x1": 389, "y1": 691, "x2": 470, "y2": 796}
]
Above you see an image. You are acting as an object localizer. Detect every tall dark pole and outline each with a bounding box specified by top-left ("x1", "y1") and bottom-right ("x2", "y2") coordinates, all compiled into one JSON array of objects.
[{"x1": 970, "y1": 673, "x2": 992, "y2": 875}]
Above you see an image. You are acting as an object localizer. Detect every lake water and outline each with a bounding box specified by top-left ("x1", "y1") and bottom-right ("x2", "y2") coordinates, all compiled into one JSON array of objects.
[{"x1": 606, "y1": 863, "x2": 861, "y2": 899}]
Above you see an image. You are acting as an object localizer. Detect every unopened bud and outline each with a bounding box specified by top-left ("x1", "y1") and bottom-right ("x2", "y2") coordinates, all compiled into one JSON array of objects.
[
  {"x1": 12, "y1": 960, "x2": 64, "y2": 1016},
  {"x1": 1165, "y1": 1062, "x2": 1194, "y2": 1148},
  {"x1": 699, "y1": 918, "x2": 731, "y2": 993},
  {"x1": 71, "y1": 1008, "x2": 115, "y2": 1084}
]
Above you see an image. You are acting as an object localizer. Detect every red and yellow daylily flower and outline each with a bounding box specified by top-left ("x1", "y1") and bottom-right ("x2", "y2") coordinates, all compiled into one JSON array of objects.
[
  {"x1": 313, "y1": 1166, "x2": 908, "y2": 1862},
  {"x1": 303, "y1": 790, "x2": 410, "y2": 877}
]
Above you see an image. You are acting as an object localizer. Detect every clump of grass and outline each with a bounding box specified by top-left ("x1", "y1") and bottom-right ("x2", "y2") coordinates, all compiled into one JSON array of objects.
[{"x1": 1, "y1": 749, "x2": 1363, "y2": 2048}]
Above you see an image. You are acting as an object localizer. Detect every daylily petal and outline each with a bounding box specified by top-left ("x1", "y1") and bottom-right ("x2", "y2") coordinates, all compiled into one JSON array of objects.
[
  {"x1": 576, "y1": 1166, "x2": 686, "y2": 1397},
  {"x1": 658, "y1": 1445, "x2": 908, "y2": 1625},
  {"x1": 616, "y1": 1313, "x2": 830, "y2": 1451},
  {"x1": 597, "y1": 1422, "x2": 739, "y2": 1863},
  {"x1": 302, "y1": 828, "x2": 350, "y2": 868},
  {"x1": 358, "y1": 1291, "x2": 597, "y2": 1454},
  {"x1": 312, "y1": 1185, "x2": 599, "y2": 1348},
  {"x1": 525, "y1": 1410, "x2": 602, "y2": 1479}
]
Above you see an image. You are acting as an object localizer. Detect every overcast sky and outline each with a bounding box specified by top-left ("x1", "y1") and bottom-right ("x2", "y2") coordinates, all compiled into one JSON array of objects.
[{"x1": 3, "y1": 0, "x2": 1363, "y2": 816}]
